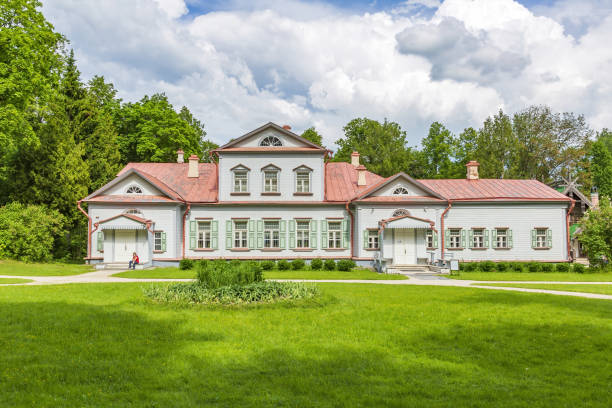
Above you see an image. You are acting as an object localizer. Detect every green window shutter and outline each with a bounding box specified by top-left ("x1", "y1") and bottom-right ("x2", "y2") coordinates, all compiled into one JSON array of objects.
[
  {"x1": 468, "y1": 230, "x2": 474, "y2": 248},
  {"x1": 321, "y1": 220, "x2": 328, "y2": 249},
  {"x1": 342, "y1": 218, "x2": 350, "y2": 249},
  {"x1": 248, "y1": 220, "x2": 255, "y2": 249},
  {"x1": 280, "y1": 220, "x2": 287, "y2": 249},
  {"x1": 257, "y1": 220, "x2": 264, "y2": 249},
  {"x1": 508, "y1": 230, "x2": 513, "y2": 248},
  {"x1": 461, "y1": 230, "x2": 466, "y2": 248},
  {"x1": 189, "y1": 220, "x2": 196, "y2": 250},
  {"x1": 531, "y1": 229, "x2": 536, "y2": 248},
  {"x1": 492, "y1": 229, "x2": 497, "y2": 248},
  {"x1": 226, "y1": 220, "x2": 233, "y2": 249},
  {"x1": 363, "y1": 230, "x2": 369, "y2": 249},
  {"x1": 484, "y1": 229, "x2": 489, "y2": 248},
  {"x1": 289, "y1": 220, "x2": 296, "y2": 249},
  {"x1": 444, "y1": 229, "x2": 450, "y2": 249},
  {"x1": 97, "y1": 231, "x2": 104, "y2": 251},
  {"x1": 433, "y1": 231, "x2": 438, "y2": 248},
  {"x1": 546, "y1": 229, "x2": 552, "y2": 248},
  {"x1": 211, "y1": 221, "x2": 218, "y2": 250},
  {"x1": 161, "y1": 232, "x2": 167, "y2": 252},
  {"x1": 310, "y1": 221, "x2": 317, "y2": 249}
]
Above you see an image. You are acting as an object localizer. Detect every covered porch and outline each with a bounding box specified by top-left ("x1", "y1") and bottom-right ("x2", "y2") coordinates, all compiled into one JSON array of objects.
[
  {"x1": 96, "y1": 214, "x2": 154, "y2": 269},
  {"x1": 378, "y1": 214, "x2": 436, "y2": 269}
]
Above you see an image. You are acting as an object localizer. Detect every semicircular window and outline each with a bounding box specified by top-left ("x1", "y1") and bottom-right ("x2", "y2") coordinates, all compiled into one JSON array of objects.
[
  {"x1": 392, "y1": 209, "x2": 410, "y2": 217},
  {"x1": 126, "y1": 185, "x2": 143, "y2": 194},
  {"x1": 260, "y1": 136, "x2": 283, "y2": 146},
  {"x1": 123, "y1": 208, "x2": 143, "y2": 215},
  {"x1": 393, "y1": 187, "x2": 409, "y2": 195}
]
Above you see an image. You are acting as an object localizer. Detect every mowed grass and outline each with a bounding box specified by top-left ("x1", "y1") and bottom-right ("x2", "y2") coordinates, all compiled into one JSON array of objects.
[
  {"x1": 0, "y1": 260, "x2": 93, "y2": 276},
  {"x1": 450, "y1": 271, "x2": 612, "y2": 281},
  {"x1": 475, "y1": 283, "x2": 612, "y2": 296},
  {"x1": 114, "y1": 267, "x2": 406, "y2": 280},
  {"x1": 1, "y1": 283, "x2": 611, "y2": 407},
  {"x1": 0, "y1": 278, "x2": 32, "y2": 284}
]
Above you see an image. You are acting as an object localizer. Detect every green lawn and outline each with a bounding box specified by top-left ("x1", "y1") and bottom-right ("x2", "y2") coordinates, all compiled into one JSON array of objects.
[
  {"x1": 450, "y1": 271, "x2": 612, "y2": 282},
  {"x1": 0, "y1": 283, "x2": 611, "y2": 406},
  {"x1": 475, "y1": 283, "x2": 612, "y2": 296},
  {"x1": 114, "y1": 267, "x2": 407, "y2": 280},
  {"x1": 0, "y1": 278, "x2": 32, "y2": 284},
  {"x1": 0, "y1": 260, "x2": 93, "y2": 276}
]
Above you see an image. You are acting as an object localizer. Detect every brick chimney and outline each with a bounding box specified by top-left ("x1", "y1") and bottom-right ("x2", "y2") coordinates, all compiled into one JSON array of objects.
[
  {"x1": 466, "y1": 160, "x2": 480, "y2": 180},
  {"x1": 177, "y1": 149, "x2": 184, "y2": 164},
  {"x1": 188, "y1": 154, "x2": 199, "y2": 178},
  {"x1": 357, "y1": 165, "x2": 367, "y2": 186},
  {"x1": 282, "y1": 124, "x2": 291, "y2": 130},
  {"x1": 591, "y1": 187, "x2": 599, "y2": 209},
  {"x1": 351, "y1": 151, "x2": 360, "y2": 167}
]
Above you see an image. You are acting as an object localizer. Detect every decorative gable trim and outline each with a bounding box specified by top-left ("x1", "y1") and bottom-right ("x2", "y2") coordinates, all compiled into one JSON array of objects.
[
  {"x1": 217, "y1": 122, "x2": 325, "y2": 150},
  {"x1": 230, "y1": 164, "x2": 251, "y2": 171},
  {"x1": 83, "y1": 168, "x2": 184, "y2": 202},
  {"x1": 354, "y1": 172, "x2": 446, "y2": 201},
  {"x1": 293, "y1": 164, "x2": 313, "y2": 171},
  {"x1": 261, "y1": 163, "x2": 282, "y2": 171}
]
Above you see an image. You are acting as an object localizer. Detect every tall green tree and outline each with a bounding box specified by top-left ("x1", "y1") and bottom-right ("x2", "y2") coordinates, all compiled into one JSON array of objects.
[
  {"x1": 590, "y1": 138, "x2": 612, "y2": 198},
  {"x1": 474, "y1": 110, "x2": 515, "y2": 179},
  {"x1": 300, "y1": 127, "x2": 323, "y2": 146},
  {"x1": 334, "y1": 118, "x2": 414, "y2": 177},
  {"x1": 420, "y1": 122, "x2": 459, "y2": 178},
  {"x1": 578, "y1": 197, "x2": 612, "y2": 267}
]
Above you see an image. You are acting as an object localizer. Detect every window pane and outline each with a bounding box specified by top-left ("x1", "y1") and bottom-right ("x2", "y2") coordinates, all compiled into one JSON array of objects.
[
  {"x1": 297, "y1": 221, "x2": 310, "y2": 230},
  {"x1": 328, "y1": 222, "x2": 341, "y2": 230},
  {"x1": 234, "y1": 221, "x2": 247, "y2": 230}
]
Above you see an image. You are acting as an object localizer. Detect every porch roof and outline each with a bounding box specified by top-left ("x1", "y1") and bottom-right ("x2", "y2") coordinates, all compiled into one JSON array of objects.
[
  {"x1": 96, "y1": 214, "x2": 152, "y2": 231},
  {"x1": 380, "y1": 214, "x2": 435, "y2": 230}
]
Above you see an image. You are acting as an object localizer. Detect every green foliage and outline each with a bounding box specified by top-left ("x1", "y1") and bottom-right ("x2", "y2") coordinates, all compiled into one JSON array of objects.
[
  {"x1": 461, "y1": 262, "x2": 478, "y2": 272},
  {"x1": 578, "y1": 197, "x2": 612, "y2": 267},
  {"x1": 277, "y1": 260, "x2": 290, "y2": 270},
  {"x1": 291, "y1": 259, "x2": 306, "y2": 270},
  {"x1": 421, "y1": 122, "x2": 460, "y2": 178},
  {"x1": 324, "y1": 259, "x2": 336, "y2": 270},
  {"x1": 555, "y1": 263, "x2": 570, "y2": 272},
  {"x1": 300, "y1": 127, "x2": 323, "y2": 146},
  {"x1": 590, "y1": 138, "x2": 612, "y2": 199},
  {"x1": 572, "y1": 263, "x2": 586, "y2": 274},
  {"x1": 310, "y1": 258, "x2": 323, "y2": 270},
  {"x1": 527, "y1": 262, "x2": 542, "y2": 272},
  {"x1": 0, "y1": 202, "x2": 65, "y2": 262},
  {"x1": 496, "y1": 262, "x2": 509, "y2": 272},
  {"x1": 479, "y1": 261, "x2": 495, "y2": 272},
  {"x1": 179, "y1": 259, "x2": 194, "y2": 270},
  {"x1": 336, "y1": 259, "x2": 355, "y2": 271},
  {"x1": 260, "y1": 260, "x2": 275, "y2": 270},
  {"x1": 511, "y1": 262, "x2": 525, "y2": 272},
  {"x1": 196, "y1": 260, "x2": 262, "y2": 289},
  {"x1": 541, "y1": 263, "x2": 554, "y2": 272}
]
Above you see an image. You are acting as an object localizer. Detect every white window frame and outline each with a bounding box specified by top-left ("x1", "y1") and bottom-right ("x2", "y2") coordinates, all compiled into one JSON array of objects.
[
  {"x1": 197, "y1": 221, "x2": 212, "y2": 249},
  {"x1": 496, "y1": 228, "x2": 508, "y2": 248},
  {"x1": 367, "y1": 230, "x2": 379, "y2": 249},
  {"x1": 154, "y1": 231, "x2": 163, "y2": 251},
  {"x1": 263, "y1": 170, "x2": 279, "y2": 193},
  {"x1": 125, "y1": 185, "x2": 143, "y2": 194},
  {"x1": 295, "y1": 170, "x2": 311, "y2": 193},
  {"x1": 328, "y1": 221, "x2": 342, "y2": 249},
  {"x1": 393, "y1": 187, "x2": 409, "y2": 195},
  {"x1": 296, "y1": 220, "x2": 310, "y2": 248},
  {"x1": 233, "y1": 170, "x2": 249, "y2": 193},
  {"x1": 426, "y1": 230, "x2": 434, "y2": 248},
  {"x1": 535, "y1": 228, "x2": 547, "y2": 248},
  {"x1": 259, "y1": 136, "x2": 283, "y2": 146},
  {"x1": 264, "y1": 220, "x2": 280, "y2": 248},
  {"x1": 449, "y1": 228, "x2": 462, "y2": 249},
  {"x1": 234, "y1": 220, "x2": 248, "y2": 248},
  {"x1": 472, "y1": 228, "x2": 484, "y2": 248}
]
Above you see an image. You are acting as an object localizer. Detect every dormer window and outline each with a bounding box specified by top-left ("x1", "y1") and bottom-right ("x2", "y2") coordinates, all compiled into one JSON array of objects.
[
  {"x1": 260, "y1": 136, "x2": 282, "y2": 146},
  {"x1": 393, "y1": 187, "x2": 409, "y2": 195},
  {"x1": 126, "y1": 185, "x2": 143, "y2": 194},
  {"x1": 293, "y1": 165, "x2": 312, "y2": 194},
  {"x1": 231, "y1": 165, "x2": 250, "y2": 193}
]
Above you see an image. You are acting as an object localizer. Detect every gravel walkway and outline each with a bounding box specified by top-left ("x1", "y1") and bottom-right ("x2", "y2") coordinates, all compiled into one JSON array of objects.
[{"x1": 1, "y1": 270, "x2": 611, "y2": 300}]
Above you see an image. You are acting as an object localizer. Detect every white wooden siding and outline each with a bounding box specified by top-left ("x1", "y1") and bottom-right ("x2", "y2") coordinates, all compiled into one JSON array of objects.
[{"x1": 104, "y1": 174, "x2": 163, "y2": 196}]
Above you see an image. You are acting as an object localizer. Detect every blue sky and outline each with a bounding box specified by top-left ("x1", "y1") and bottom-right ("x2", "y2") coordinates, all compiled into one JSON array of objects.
[{"x1": 43, "y1": 0, "x2": 612, "y2": 146}]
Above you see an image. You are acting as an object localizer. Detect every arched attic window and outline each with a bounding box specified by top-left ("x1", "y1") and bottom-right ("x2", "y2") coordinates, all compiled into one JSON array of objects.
[
  {"x1": 260, "y1": 136, "x2": 283, "y2": 146},
  {"x1": 393, "y1": 187, "x2": 409, "y2": 195},
  {"x1": 392, "y1": 209, "x2": 410, "y2": 217},
  {"x1": 126, "y1": 185, "x2": 143, "y2": 194},
  {"x1": 124, "y1": 208, "x2": 143, "y2": 215}
]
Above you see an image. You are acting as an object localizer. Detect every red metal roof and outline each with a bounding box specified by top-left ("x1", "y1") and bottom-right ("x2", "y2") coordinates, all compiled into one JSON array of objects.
[
  {"x1": 119, "y1": 163, "x2": 218, "y2": 202},
  {"x1": 87, "y1": 195, "x2": 176, "y2": 203},
  {"x1": 324, "y1": 162, "x2": 385, "y2": 201},
  {"x1": 418, "y1": 179, "x2": 571, "y2": 201},
  {"x1": 216, "y1": 147, "x2": 324, "y2": 153}
]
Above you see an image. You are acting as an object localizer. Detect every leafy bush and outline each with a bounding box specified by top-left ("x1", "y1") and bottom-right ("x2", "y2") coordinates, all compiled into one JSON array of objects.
[
  {"x1": 196, "y1": 260, "x2": 262, "y2": 289},
  {"x1": 310, "y1": 259, "x2": 323, "y2": 270},
  {"x1": 0, "y1": 202, "x2": 65, "y2": 262},
  {"x1": 291, "y1": 259, "x2": 306, "y2": 270},
  {"x1": 144, "y1": 281, "x2": 318, "y2": 305},
  {"x1": 541, "y1": 263, "x2": 554, "y2": 272},
  {"x1": 260, "y1": 260, "x2": 275, "y2": 270},
  {"x1": 555, "y1": 263, "x2": 570, "y2": 272},
  {"x1": 496, "y1": 262, "x2": 509, "y2": 272},
  {"x1": 511, "y1": 262, "x2": 525, "y2": 272},
  {"x1": 527, "y1": 262, "x2": 542, "y2": 272},
  {"x1": 277, "y1": 260, "x2": 290, "y2": 270},
  {"x1": 479, "y1": 261, "x2": 495, "y2": 272},
  {"x1": 337, "y1": 259, "x2": 355, "y2": 271},
  {"x1": 578, "y1": 197, "x2": 612, "y2": 268},
  {"x1": 324, "y1": 259, "x2": 336, "y2": 270},
  {"x1": 461, "y1": 262, "x2": 477, "y2": 272},
  {"x1": 573, "y1": 263, "x2": 586, "y2": 274},
  {"x1": 179, "y1": 259, "x2": 194, "y2": 270}
]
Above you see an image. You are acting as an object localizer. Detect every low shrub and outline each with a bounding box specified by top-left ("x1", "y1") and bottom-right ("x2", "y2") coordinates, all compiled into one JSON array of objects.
[
  {"x1": 337, "y1": 259, "x2": 355, "y2": 271},
  {"x1": 573, "y1": 263, "x2": 586, "y2": 273},
  {"x1": 196, "y1": 260, "x2": 262, "y2": 289},
  {"x1": 527, "y1": 262, "x2": 542, "y2": 272},
  {"x1": 310, "y1": 259, "x2": 323, "y2": 270},
  {"x1": 179, "y1": 259, "x2": 194, "y2": 270},
  {"x1": 555, "y1": 263, "x2": 570, "y2": 272},
  {"x1": 511, "y1": 262, "x2": 525, "y2": 272},
  {"x1": 277, "y1": 259, "x2": 290, "y2": 270},
  {"x1": 541, "y1": 263, "x2": 554, "y2": 272},
  {"x1": 496, "y1": 262, "x2": 509, "y2": 272},
  {"x1": 324, "y1": 259, "x2": 336, "y2": 270},
  {"x1": 291, "y1": 259, "x2": 306, "y2": 270},
  {"x1": 260, "y1": 260, "x2": 275, "y2": 270},
  {"x1": 144, "y1": 281, "x2": 318, "y2": 305},
  {"x1": 479, "y1": 261, "x2": 495, "y2": 272},
  {"x1": 461, "y1": 262, "x2": 477, "y2": 272}
]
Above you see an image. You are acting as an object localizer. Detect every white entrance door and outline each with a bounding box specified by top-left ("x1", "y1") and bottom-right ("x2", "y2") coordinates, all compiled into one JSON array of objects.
[
  {"x1": 114, "y1": 230, "x2": 136, "y2": 262},
  {"x1": 393, "y1": 229, "x2": 416, "y2": 265}
]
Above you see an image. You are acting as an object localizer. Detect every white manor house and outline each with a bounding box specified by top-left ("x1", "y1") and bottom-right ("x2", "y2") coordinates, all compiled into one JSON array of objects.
[{"x1": 80, "y1": 122, "x2": 574, "y2": 271}]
